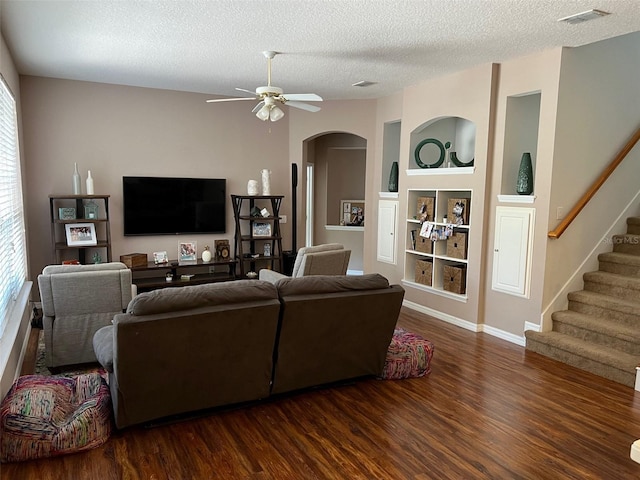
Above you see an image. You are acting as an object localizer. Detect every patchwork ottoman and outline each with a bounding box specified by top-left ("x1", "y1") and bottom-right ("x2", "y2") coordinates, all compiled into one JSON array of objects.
[
  {"x1": 0, "y1": 373, "x2": 112, "y2": 463},
  {"x1": 381, "y1": 328, "x2": 434, "y2": 379}
]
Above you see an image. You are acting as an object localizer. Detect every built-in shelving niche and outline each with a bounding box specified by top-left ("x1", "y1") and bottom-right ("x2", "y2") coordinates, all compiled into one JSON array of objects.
[
  {"x1": 500, "y1": 92, "x2": 541, "y2": 199},
  {"x1": 408, "y1": 117, "x2": 476, "y2": 174},
  {"x1": 381, "y1": 120, "x2": 401, "y2": 195}
]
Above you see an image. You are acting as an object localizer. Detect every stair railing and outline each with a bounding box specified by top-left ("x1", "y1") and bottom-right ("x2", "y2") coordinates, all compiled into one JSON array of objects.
[{"x1": 548, "y1": 126, "x2": 640, "y2": 239}]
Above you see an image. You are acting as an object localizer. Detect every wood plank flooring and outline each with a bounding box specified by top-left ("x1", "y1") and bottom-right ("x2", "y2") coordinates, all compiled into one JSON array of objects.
[{"x1": 3, "y1": 307, "x2": 640, "y2": 479}]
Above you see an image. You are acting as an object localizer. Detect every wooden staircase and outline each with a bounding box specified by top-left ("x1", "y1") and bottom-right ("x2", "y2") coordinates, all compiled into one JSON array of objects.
[{"x1": 526, "y1": 217, "x2": 640, "y2": 387}]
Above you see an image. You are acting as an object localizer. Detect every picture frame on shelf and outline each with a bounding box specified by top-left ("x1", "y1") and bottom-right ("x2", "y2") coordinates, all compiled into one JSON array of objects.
[
  {"x1": 58, "y1": 207, "x2": 76, "y2": 220},
  {"x1": 252, "y1": 222, "x2": 271, "y2": 237},
  {"x1": 340, "y1": 200, "x2": 365, "y2": 226},
  {"x1": 215, "y1": 239, "x2": 231, "y2": 261},
  {"x1": 65, "y1": 223, "x2": 97, "y2": 246},
  {"x1": 153, "y1": 251, "x2": 169, "y2": 264},
  {"x1": 178, "y1": 241, "x2": 197, "y2": 263},
  {"x1": 264, "y1": 243, "x2": 271, "y2": 257}
]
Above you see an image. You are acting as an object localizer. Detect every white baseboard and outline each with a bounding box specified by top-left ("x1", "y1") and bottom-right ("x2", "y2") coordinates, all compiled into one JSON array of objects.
[{"x1": 403, "y1": 299, "x2": 526, "y2": 347}]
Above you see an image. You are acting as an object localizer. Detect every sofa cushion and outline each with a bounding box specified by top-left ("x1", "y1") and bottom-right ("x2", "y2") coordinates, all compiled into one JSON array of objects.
[
  {"x1": 275, "y1": 273, "x2": 389, "y2": 297},
  {"x1": 126, "y1": 280, "x2": 278, "y2": 315},
  {"x1": 93, "y1": 326, "x2": 114, "y2": 372}
]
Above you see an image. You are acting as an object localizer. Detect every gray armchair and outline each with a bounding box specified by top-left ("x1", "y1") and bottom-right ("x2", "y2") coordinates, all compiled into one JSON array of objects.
[
  {"x1": 259, "y1": 243, "x2": 351, "y2": 283},
  {"x1": 38, "y1": 262, "x2": 133, "y2": 368}
]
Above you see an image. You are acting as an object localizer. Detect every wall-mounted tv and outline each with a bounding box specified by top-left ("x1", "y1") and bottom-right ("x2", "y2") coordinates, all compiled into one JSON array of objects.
[{"x1": 123, "y1": 176, "x2": 226, "y2": 235}]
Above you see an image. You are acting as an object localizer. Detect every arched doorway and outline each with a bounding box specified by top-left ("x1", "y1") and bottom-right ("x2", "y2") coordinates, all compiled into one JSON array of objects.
[{"x1": 301, "y1": 132, "x2": 366, "y2": 274}]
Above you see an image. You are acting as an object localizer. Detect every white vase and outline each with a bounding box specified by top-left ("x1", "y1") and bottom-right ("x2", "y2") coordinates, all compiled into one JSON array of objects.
[
  {"x1": 72, "y1": 163, "x2": 82, "y2": 195},
  {"x1": 202, "y1": 247, "x2": 212, "y2": 262},
  {"x1": 86, "y1": 170, "x2": 95, "y2": 195},
  {"x1": 261, "y1": 169, "x2": 271, "y2": 195},
  {"x1": 247, "y1": 180, "x2": 259, "y2": 195}
]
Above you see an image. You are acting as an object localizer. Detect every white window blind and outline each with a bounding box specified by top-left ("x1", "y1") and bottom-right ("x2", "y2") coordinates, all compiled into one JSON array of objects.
[{"x1": 0, "y1": 76, "x2": 27, "y2": 338}]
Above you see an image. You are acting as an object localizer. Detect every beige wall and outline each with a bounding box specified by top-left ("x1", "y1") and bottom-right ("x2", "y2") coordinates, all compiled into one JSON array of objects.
[
  {"x1": 20, "y1": 76, "x2": 291, "y2": 285},
  {"x1": 543, "y1": 31, "x2": 640, "y2": 326},
  {"x1": 287, "y1": 99, "x2": 377, "y2": 271},
  {"x1": 395, "y1": 63, "x2": 497, "y2": 326},
  {"x1": 483, "y1": 48, "x2": 563, "y2": 337}
]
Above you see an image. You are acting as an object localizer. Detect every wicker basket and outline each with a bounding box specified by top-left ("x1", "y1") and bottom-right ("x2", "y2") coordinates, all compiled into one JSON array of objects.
[
  {"x1": 446, "y1": 231, "x2": 468, "y2": 259},
  {"x1": 443, "y1": 264, "x2": 466, "y2": 294},
  {"x1": 415, "y1": 260, "x2": 433, "y2": 286}
]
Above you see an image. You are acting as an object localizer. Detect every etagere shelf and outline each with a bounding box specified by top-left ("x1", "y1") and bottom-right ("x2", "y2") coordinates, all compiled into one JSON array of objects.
[
  {"x1": 231, "y1": 195, "x2": 284, "y2": 277},
  {"x1": 49, "y1": 194, "x2": 112, "y2": 264}
]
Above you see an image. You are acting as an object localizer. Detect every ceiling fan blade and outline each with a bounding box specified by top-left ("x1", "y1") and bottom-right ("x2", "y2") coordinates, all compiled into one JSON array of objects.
[
  {"x1": 286, "y1": 101, "x2": 321, "y2": 113},
  {"x1": 251, "y1": 101, "x2": 265, "y2": 113},
  {"x1": 206, "y1": 97, "x2": 256, "y2": 103},
  {"x1": 235, "y1": 87, "x2": 257, "y2": 96},
  {"x1": 282, "y1": 93, "x2": 323, "y2": 102}
]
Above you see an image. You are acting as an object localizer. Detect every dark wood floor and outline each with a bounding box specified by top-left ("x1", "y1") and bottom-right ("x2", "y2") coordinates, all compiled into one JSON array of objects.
[{"x1": 4, "y1": 307, "x2": 640, "y2": 479}]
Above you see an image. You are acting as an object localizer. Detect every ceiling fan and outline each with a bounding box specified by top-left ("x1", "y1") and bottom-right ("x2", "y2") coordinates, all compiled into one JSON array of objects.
[{"x1": 206, "y1": 51, "x2": 322, "y2": 122}]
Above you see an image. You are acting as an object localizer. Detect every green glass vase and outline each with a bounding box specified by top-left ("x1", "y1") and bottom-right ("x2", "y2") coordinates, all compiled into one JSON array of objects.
[
  {"x1": 516, "y1": 152, "x2": 533, "y2": 195},
  {"x1": 388, "y1": 161, "x2": 399, "y2": 192}
]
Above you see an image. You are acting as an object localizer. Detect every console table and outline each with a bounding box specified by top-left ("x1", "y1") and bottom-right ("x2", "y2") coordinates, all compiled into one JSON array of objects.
[{"x1": 129, "y1": 259, "x2": 237, "y2": 293}]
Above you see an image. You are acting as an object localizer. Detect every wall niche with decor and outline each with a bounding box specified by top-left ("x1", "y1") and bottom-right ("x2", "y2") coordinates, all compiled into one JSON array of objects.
[
  {"x1": 499, "y1": 92, "x2": 541, "y2": 200},
  {"x1": 408, "y1": 117, "x2": 476, "y2": 175}
]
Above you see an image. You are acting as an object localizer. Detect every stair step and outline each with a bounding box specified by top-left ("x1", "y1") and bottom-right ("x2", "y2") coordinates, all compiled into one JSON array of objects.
[
  {"x1": 628, "y1": 217, "x2": 640, "y2": 235},
  {"x1": 568, "y1": 290, "x2": 640, "y2": 327},
  {"x1": 612, "y1": 234, "x2": 640, "y2": 255},
  {"x1": 525, "y1": 331, "x2": 638, "y2": 387},
  {"x1": 583, "y1": 271, "x2": 640, "y2": 302},
  {"x1": 552, "y1": 310, "x2": 640, "y2": 355},
  {"x1": 598, "y1": 252, "x2": 640, "y2": 277}
]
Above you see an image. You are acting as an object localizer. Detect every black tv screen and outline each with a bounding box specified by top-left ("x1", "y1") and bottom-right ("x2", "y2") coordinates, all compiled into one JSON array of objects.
[{"x1": 123, "y1": 176, "x2": 226, "y2": 235}]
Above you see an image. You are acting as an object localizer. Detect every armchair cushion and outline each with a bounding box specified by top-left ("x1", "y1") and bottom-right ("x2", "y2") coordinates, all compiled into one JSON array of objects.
[
  {"x1": 37, "y1": 262, "x2": 133, "y2": 368},
  {"x1": 291, "y1": 243, "x2": 347, "y2": 277}
]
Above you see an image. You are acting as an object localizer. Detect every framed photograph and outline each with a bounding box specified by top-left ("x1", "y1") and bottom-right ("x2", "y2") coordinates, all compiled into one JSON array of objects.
[
  {"x1": 340, "y1": 200, "x2": 365, "y2": 226},
  {"x1": 65, "y1": 223, "x2": 97, "y2": 246},
  {"x1": 263, "y1": 243, "x2": 271, "y2": 257},
  {"x1": 153, "y1": 251, "x2": 169, "y2": 264},
  {"x1": 252, "y1": 222, "x2": 271, "y2": 237},
  {"x1": 215, "y1": 239, "x2": 231, "y2": 261},
  {"x1": 178, "y1": 241, "x2": 197, "y2": 263}
]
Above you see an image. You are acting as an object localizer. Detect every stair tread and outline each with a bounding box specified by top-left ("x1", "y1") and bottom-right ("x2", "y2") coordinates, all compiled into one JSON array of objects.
[
  {"x1": 552, "y1": 310, "x2": 640, "y2": 340},
  {"x1": 584, "y1": 270, "x2": 640, "y2": 288},
  {"x1": 526, "y1": 331, "x2": 639, "y2": 370},
  {"x1": 569, "y1": 289, "x2": 640, "y2": 312},
  {"x1": 598, "y1": 251, "x2": 640, "y2": 266}
]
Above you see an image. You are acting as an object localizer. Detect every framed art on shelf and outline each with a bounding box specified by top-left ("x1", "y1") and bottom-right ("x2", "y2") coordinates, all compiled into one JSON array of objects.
[
  {"x1": 178, "y1": 241, "x2": 197, "y2": 263},
  {"x1": 252, "y1": 222, "x2": 272, "y2": 237},
  {"x1": 65, "y1": 223, "x2": 97, "y2": 246},
  {"x1": 153, "y1": 251, "x2": 169, "y2": 264},
  {"x1": 340, "y1": 200, "x2": 365, "y2": 226}
]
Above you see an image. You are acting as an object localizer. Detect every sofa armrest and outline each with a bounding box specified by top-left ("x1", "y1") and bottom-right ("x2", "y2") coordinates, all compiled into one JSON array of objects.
[{"x1": 259, "y1": 269, "x2": 288, "y2": 284}]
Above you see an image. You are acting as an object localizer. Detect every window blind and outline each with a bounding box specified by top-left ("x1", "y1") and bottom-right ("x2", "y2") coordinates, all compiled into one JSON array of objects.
[{"x1": 0, "y1": 76, "x2": 27, "y2": 338}]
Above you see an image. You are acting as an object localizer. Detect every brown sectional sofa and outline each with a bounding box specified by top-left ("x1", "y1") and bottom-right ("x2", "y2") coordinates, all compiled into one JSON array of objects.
[{"x1": 93, "y1": 274, "x2": 404, "y2": 429}]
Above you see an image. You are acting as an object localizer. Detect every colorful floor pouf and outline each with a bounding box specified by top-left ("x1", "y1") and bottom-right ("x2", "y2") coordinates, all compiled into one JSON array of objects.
[
  {"x1": 381, "y1": 328, "x2": 434, "y2": 379},
  {"x1": 0, "y1": 373, "x2": 112, "y2": 463}
]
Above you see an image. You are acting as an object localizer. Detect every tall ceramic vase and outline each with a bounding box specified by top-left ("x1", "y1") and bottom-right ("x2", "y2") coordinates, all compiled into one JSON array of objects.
[
  {"x1": 388, "y1": 161, "x2": 399, "y2": 192},
  {"x1": 516, "y1": 152, "x2": 533, "y2": 195},
  {"x1": 72, "y1": 163, "x2": 82, "y2": 195},
  {"x1": 261, "y1": 169, "x2": 271, "y2": 195}
]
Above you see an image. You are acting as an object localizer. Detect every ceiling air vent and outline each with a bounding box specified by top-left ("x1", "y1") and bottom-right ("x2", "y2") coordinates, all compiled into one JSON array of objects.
[
  {"x1": 352, "y1": 81, "x2": 376, "y2": 88},
  {"x1": 558, "y1": 9, "x2": 610, "y2": 25}
]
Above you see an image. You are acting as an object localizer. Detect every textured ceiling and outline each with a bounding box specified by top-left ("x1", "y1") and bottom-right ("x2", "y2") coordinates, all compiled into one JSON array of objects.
[{"x1": 2, "y1": 0, "x2": 640, "y2": 101}]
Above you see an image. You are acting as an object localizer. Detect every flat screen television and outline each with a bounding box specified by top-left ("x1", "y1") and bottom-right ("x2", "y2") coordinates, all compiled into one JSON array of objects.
[{"x1": 123, "y1": 176, "x2": 226, "y2": 235}]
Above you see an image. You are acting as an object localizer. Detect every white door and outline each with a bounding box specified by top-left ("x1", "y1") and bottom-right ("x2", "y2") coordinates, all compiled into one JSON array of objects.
[
  {"x1": 377, "y1": 200, "x2": 398, "y2": 264},
  {"x1": 492, "y1": 206, "x2": 535, "y2": 297}
]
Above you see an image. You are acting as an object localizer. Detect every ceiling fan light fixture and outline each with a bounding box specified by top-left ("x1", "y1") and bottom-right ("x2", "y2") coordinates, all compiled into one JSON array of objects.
[
  {"x1": 256, "y1": 105, "x2": 270, "y2": 121},
  {"x1": 270, "y1": 106, "x2": 284, "y2": 122}
]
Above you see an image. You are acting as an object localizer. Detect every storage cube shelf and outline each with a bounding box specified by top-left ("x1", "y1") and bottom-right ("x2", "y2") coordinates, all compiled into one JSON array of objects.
[{"x1": 404, "y1": 189, "x2": 471, "y2": 299}]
